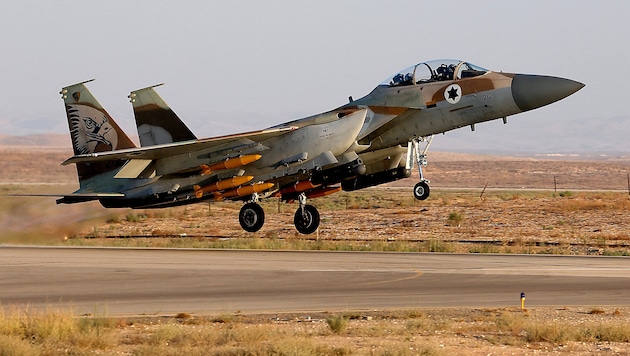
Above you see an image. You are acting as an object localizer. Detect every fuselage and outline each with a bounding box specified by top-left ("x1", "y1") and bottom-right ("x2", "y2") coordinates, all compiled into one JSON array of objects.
[{"x1": 93, "y1": 59, "x2": 584, "y2": 209}]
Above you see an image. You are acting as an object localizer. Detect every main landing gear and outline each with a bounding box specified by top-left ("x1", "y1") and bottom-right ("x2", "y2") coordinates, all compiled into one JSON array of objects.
[
  {"x1": 239, "y1": 200, "x2": 265, "y2": 232},
  {"x1": 238, "y1": 192, "x2": 320, "y2": 234},
  {"x1": 293, "y1": 193, "x2": 320, "y2": 235},
  {"x1": 408, "y1": 136, "x2": 433, "y2": 201}
]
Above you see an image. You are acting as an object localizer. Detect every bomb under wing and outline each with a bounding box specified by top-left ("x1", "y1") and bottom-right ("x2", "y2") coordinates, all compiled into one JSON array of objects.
[
  {"x1": 193, "y1": 175, "x2": 254, "y2": 198},
  {"x1": 201, "y1": 155, "x2": 262, "y2": 175}
]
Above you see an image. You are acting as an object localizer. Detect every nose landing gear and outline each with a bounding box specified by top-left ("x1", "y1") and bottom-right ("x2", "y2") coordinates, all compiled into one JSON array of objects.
[
  {"x1": 413, "y1": 181, "x2": 430, "y2": 201},
  {"x1": 407, "y1": 135, "x2": 433, "y2": 201}
]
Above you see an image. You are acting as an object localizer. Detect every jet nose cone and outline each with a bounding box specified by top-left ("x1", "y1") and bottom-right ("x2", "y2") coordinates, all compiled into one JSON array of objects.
[{"x1": 512, "y1": 74, "x2": 584, "y2": 112}]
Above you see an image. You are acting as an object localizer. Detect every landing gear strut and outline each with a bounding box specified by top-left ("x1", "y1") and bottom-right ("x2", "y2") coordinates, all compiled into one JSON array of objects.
[
  {"x1": 293, "y1": 193, "x2": 320, "y2": 234},
  {"x1": 407, "y1": 135, "x2": 433, "y2": 201},
  {"x1": 239, "y1": 194, "x2": 265, "y2": 232}
]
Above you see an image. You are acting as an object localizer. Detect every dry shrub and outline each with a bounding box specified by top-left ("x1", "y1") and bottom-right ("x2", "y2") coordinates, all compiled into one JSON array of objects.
[
  {"x1": 575, "y1": 322, "x2": 630, "y2": 342},
  {"x1": 326, "y1": 314, "x2": 349, "y2": 334},
  {"x1": 423, "y1": 239, "x2": 455, "y2": 253},
  {"x1": 148, "y1": 323, "x2": 185, "y2": 346},
  {"x1": 0, "y1": 335, "x2": 38, "y2": 356},
  {"x1": 0, "y1": 308, "x2": 118, "y2": 353},
  {"x1": 446, "y1": 212, "x2": 464, "y2": 226},
  {"x1": 211, "y1": 314, "x2": 234, "y2": 324},
  {"x1": 616, "y1": 198, "x2": 630, "y2": 210},
  {"x1": 553, "y1": 195, "x2": 630, "y2": 212},
  {"x1": 611, "y1": 232, "x2": 630, "y2": 241},
  {"x1": 570, "y1": 201, "x2": 614, "y2": 211},
  {"x1": 524, "y1": 322, "x2": 570, "y2": 343},
  {"x1": 151, "y1": 229, "x2": 171, "y2": 236},
  {"x1": 495, "y1": 312, "x2": 527, "y2": 336},
  {"x1": 19, "y1": 309, "x2": 77, "y2": 343}
]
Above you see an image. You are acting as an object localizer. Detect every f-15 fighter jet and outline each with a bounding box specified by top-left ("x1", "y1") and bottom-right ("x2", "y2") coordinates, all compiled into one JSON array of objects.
[{"x1": 58, "y1": 59, "x2": 583, "y2": 234}]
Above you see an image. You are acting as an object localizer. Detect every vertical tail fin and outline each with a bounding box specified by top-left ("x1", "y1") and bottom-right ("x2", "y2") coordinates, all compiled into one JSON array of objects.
[
  {"x1": 60, "y1": 80, "x2": 136, "y2": 184},
  {"x1": 129, "y1": 83, "x2": 197, "y2": 146}
]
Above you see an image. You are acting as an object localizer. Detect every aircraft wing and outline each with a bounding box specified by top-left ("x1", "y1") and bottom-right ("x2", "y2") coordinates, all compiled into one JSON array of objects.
[{"x1": 62, "y1": 126, "x2": 296, "y2": 165}]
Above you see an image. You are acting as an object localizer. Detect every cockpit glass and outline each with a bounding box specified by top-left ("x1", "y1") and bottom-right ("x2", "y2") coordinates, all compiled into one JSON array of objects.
[
  {"x1": 380, "y1": 59, "x2": 488, "y2": 87},
  {"x1": 456, "y1": 62, "x2": 488, "y2": 79},
  {"x1": 424, "y1": 59, "x2": 461, "y2": 81},
  {"x1": 383, "y1": 65, "x2": 415, "y2": 87}
]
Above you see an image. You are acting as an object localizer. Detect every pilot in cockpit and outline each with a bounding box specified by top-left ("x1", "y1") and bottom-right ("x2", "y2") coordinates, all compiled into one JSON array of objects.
[
  {"x1": 436, "y1": 64, "x2": 455, "y2": 81},
  {"x1": 390, "y1": 73, "x2": 404, "y2": 86},
  {"x1": 390, "y1": 73, "x2": 414, "y2": 86}
]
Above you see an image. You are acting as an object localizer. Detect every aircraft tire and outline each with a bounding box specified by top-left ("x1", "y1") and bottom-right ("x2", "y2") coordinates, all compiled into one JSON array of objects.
[
  {"x1": 413, "y1": 181, "x2": 430, "y2": 200},
  {"x1": 239, "y1": 202, "x2": 265, "y2": 232},
  {"x1": 294, "y1": 204, "x2": 320, "y2": 234}
]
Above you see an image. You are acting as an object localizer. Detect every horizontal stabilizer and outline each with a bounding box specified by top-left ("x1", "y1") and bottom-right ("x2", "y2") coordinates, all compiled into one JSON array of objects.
[{"x1": 56, "y1": 193, "x2": 125, "y2": 205}]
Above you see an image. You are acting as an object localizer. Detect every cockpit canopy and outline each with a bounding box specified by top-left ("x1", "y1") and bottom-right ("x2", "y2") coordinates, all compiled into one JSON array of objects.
[{"x1": 380, "y1": 59, "x2": 488, "y2": 87}]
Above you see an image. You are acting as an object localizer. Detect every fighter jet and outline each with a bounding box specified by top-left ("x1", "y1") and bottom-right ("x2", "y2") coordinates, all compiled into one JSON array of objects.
[{"x1": 58, "y1": 59, "x2": 583, "y2": 234}]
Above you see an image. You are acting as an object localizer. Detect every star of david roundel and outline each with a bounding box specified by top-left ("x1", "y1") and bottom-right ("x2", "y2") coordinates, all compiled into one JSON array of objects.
[{"x1": 444, "y1": 84, "x2": 462, "y2": 104}]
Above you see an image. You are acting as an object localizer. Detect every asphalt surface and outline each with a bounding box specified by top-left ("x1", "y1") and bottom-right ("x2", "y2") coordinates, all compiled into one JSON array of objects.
[{"x1": 1, "y1": 246, "x2": 629, "y2": 315}]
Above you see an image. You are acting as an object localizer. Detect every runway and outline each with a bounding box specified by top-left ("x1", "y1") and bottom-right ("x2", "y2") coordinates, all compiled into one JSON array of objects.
[{"x1": 1, "y1": 246, "x2": 628, "y2": 315}]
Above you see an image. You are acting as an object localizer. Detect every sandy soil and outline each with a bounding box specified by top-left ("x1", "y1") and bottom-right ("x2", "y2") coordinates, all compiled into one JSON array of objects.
[{"x1": 2, "y1": 147, "x2": 629, "y2": 251}]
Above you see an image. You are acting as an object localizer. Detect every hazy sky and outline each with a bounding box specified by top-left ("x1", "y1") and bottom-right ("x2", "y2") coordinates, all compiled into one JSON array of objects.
[{"x1": 0, "y1": 1, "x2": 627, "y2": 152}]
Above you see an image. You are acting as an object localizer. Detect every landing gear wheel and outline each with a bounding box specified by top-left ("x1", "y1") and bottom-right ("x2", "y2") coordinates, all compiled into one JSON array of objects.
[
  {"x1": 294, "y1": 204, "x2": 320, "y2": 235},
  {"x1": 413, "y1": 181, "x2": 430, "y2": 201},
  {"x1": 239, "y1": 202, "x2": 265, "y2": 232}
]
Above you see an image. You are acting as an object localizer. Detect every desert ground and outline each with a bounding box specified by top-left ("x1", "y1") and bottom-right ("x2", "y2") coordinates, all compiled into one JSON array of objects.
[
  {"x1": 2, "y1": 145, "x2": 630, "y2": 190},
  {"x1": 1, "y1": 145, "x2": 630, "y2": 355},
  {"x1": 2, "y1": 146, "x2": 629, "y2": 254}
]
